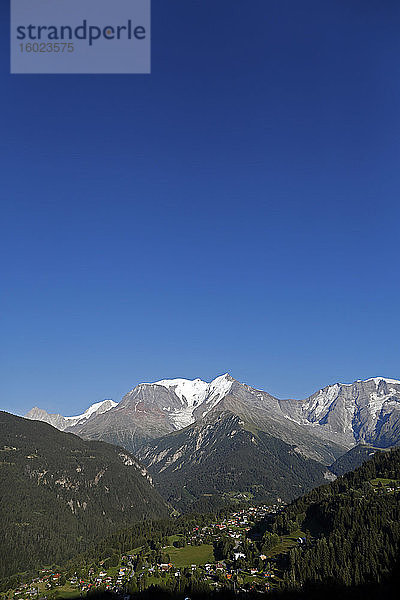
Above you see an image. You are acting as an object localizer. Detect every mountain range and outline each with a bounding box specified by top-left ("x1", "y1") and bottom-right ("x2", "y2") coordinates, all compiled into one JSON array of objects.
[
  {"x1": 22, "y1": 374, "x2": 400, "y2": 511},
  {"x1": 25, "y1": 374, "x2": 400, "y2": 451},
  {"x1": 25, "y1": 399, "x2": 117, "y2": 432}
]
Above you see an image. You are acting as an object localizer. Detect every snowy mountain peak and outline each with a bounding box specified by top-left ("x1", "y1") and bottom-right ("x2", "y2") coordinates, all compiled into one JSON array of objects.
[
  {"x1": 64, "y1": 399, "x2": 118, "y2": 423},
  {"x1": 365, "y1": 377, "x2": 400, "y2": 386},
  {"x1": 136, "y1": 374, "x2": 235, "y2": 430},
  {"x1": 282, "y1": 376, "x2": 400, "y2": 447},
  {"x1": 203, "y1": 374, "x2": 234, "y2": 411},
  {"x1": 148, "y1": 374, "x2": 233, "y2": 409},
  {"x1": 152, "y1": 377, "x2": 209, "y2": 408},
  {"x1": 24, "y1": 373, "x2": 400, "y2": 453},
  {"x1": 25, "y1": 398, "x2": 117, "y2": 431},
  {"x1": 338, "y1": 376, "x2": 400, "y2": 387}
]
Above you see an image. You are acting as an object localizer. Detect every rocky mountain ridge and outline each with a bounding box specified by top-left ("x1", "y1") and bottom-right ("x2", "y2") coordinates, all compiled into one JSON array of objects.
[
  {"x1": 25, "y1": 375, "x2": 400, "y2": 454},
  {"x1": 19, "y1": 373, "x2": 400, "y2": 512},
  {"x1": 279, "y1": 376, "x2": 400, "y2": 447},
  {"x1": 25, "y1": 399, "x2": 117, "y2": 431},
  {"x1": 136, "y1": 410, "x2": 333, "y2": 512}
]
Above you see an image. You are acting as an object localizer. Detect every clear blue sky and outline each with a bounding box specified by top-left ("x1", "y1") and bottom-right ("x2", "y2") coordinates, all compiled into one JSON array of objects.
[{"x1": 1, "y1": 1, "x2": 400, "y2": 416}]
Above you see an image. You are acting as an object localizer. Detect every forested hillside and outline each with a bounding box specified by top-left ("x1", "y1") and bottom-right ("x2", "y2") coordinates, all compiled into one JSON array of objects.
[
  {"x1": 254, "y1": 448, "x2": 400, "y2": 590},
  {"x1": 329, "y1": 443, "x2": 381, "y2": 476},
  {"x1": 139, "y1": 412, "x2": 331, "y2": 512},
  {"x1": 0, "y1": 412, "x2": 169, "y2": 580}
]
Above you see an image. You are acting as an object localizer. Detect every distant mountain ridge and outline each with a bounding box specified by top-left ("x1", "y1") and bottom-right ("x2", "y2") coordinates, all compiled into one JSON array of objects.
[
  {"x1": 25, "y1": 374, "x2": 400, "y2": 454},
  {"x1": 22, "y1": 374, "x2": 400, "y2": 511},
  {"x1": 26, "y1": 374, "x2": 400, "y2": 450},
  {"x1": 280, "y1": 376, "x2": 400, "y2": 448},
  {"x1": 25, "y1": 399, "x2": 117, "y2": 431},
  {"x1": 63, "y1": 374, "x2": 236, "y2": 453}
]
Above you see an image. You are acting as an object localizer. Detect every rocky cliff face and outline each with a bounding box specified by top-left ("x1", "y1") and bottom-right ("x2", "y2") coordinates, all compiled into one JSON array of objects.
[
  {"x1": 279, "y1": 377, "x2": 400, "y2": 448},
  {"x1": 137, "y1": 410, "x2": 332, "y2": 512},
  {"x1": 65, "y1": 374, "x2": 236, "y2": 453},
  {"x1": 25, "y1": 375, "x2": 400, "y2": 465}
]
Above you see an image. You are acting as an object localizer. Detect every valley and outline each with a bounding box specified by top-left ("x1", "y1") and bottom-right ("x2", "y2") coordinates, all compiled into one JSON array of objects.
[
  {"x1": 2, "y1": 446, "x2": 399, "y2": 600},
  {"x1": 24, "y1": 374, "x2": 400, "y2": 512},
  {"x1": 2, "y1": 375, "x2": 400, "y2": 599},
  {"x1": 0, "y1": 503, "x2": 286, "y2": 600}
]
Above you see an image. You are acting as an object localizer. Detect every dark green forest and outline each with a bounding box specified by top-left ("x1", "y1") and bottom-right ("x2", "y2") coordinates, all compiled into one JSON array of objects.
[
  {"x1": 142, "y1": 414, "x2": 330, "y2": 513},
  {"x1": 1, "y1": 411, "x2": 399, "y2": 599},
  {"x1": 0, "y1": 412, "x2": 168, "y2": 581},
  {"x1": 329, "y1": 444, "x2": 381, "y2": 476},
  {"x1": 252, "y1": 447, "x2": 400, "y2": 590}
]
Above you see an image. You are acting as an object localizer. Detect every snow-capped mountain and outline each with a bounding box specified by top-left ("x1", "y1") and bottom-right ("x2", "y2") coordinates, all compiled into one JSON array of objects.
[
  {"x1": 58, "y1": 373, "x2": 344, "y2": 463},
  {"x1": 25, "y1": 399, "x2": 117, "y2": 431},
  {"x1": 144, "y1": 373, "x2": 233, "y2": 429},
  {"x1": 63, "y1": 374, "x2": 235, "y2": 452},
  {"x1": 279, "y1": 377, "x2": 400, "y2": 447},
  {"x1": 22, "y1": 373, "x2": 400, "y2": 513},
  {"x1": 25, "y1": 374, "x2": 400, "y2": 458}
]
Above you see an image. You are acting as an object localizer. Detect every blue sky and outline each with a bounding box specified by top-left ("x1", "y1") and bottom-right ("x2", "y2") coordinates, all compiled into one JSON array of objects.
[{"x1": 1, "y1": 0, "x2": 400, "y2": 416}]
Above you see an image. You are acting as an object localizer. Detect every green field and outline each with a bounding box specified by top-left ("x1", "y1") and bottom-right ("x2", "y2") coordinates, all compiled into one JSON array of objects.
[
  {"x1": 166, "y1": 535, "x2": 183, "y2": 546},
  {"x1": 165, "y1": 544, "x2": 215, "y2": 567},
  {"x1": 266, "y1": 530, "x2": 306, "y2": 558},
  {"x1": 370, "y1": 478, "x2": 400, "y2": 493},
  {"x1": 50, "y1": 589, "x2": 79, "y2": 599},
  {"x1": 370, "y1": 478, "x2": 399, "y2": 486},
  {"x1": 34, "y1": 583, "x2": 79, "y2": 599}
]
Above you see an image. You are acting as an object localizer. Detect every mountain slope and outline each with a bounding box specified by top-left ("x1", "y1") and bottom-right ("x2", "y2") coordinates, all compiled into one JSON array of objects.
[
  {"x1": 0, "y1": 411, "x2": 169, "y2": 580},
  {"x1": 199, "y1": 379, "x2": 345, "y2": 464},
  {"x1": 329, "y1": 443, "x2": 383, "y2": 476},
  {"x1": 247, "y1": 448, "x2": 400, "y2": 598},
  {"x1": 66, "y1": 374, "x2": 236, "y2": 453},
  {"x1": 280, "y1": 377, "x2": 400, "y2": 448},
  {"x1": 23, "y1": 374, "x2": 400, "y2": 512},
  {"x1": 25, "y1": 399, "x2": 117, "y2": 431},
  {"x1": 137, "y1": 411, "x2": 333, "y2": 512},
  {"x1": 25, "y1": 375, "x2": 400, "y2": 458},
  {"x1": 66, "y1": 375, "x2": 345, "y2": 463},
  {"x1": 269, "y1": 447, "x2": 400, "y2": 590}
]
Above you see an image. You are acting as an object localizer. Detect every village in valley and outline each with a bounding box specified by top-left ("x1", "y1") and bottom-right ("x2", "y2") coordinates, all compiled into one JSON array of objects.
[
  {"x1": 3, "y1": 503, "x2": 301, "y2": 600},
  {"x1": 6, "y1": 476, "x2": 398, "y2": 600}
]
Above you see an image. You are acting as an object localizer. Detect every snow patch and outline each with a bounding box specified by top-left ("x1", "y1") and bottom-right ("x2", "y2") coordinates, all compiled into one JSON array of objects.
[
  {"x1": 146, "y1": 374, "x2": 233, "y2": 429},
  {"x1": 203, "y1": 374, "x2": 233, "y2": 413},
  {"x1": 339, "y1": 377, "x2": 400, "y2": 386},
  {"x1": 369, "y1": 389, "x2": 399, "y2": 420},
  {"x1": 303, "y1": 384, "x2": 341, "y2": 420},
  {"x1": 153, "y1": 378, "x2": 209, "y2": 407},
  {"x1": 64, "y1": 399, "x2": 117, "y2": 424},
  {"x1": 367, "y1": 377, "x2": 400, "y2": 386}
]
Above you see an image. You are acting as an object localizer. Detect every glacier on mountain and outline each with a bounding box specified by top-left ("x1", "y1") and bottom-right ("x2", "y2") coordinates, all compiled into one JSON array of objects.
[{"x1": 149, "y1": 374, "x2": 233, "y2": 429}]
